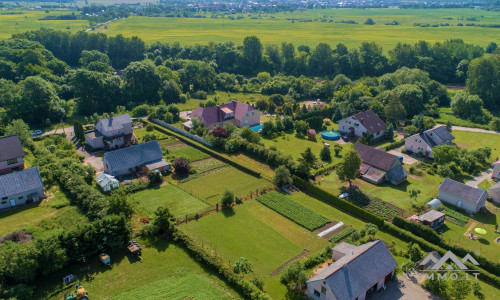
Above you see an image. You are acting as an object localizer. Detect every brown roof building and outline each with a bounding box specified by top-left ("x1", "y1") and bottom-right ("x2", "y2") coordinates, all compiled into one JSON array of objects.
[
  {"x1": 338, "y1": 110, "x2": 387, "y2": 140},
  {"x1": 355, "y1": 143, "x2": 407, "y2": 185}
]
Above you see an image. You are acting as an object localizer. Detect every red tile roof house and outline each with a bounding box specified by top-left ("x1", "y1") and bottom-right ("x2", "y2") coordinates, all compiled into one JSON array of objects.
[
  {"x1": 338, "y1": 110, "x2": 387, "y2": 140},
  {"x1": 0, "y1": 135, "x2": 25, "y2": 174},
  {"x1": 189, "y1": 100, "x2": 261, "y2": 130},
  {"x1": 355, "y1": 143, "x2": 408, "y2": 185},
  {"x1": 307, "y1": 240, "x2": 397, "y2": 300}
]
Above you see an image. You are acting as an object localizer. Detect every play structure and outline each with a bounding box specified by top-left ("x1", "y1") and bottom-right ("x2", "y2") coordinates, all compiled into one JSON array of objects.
[
  {"x1": 66, "y1": 285, "x2": 89, "y2": 300},
  {"x1": 127, "y1": 241, "x2": 142, "y2": 260},
  {"x1": 320, "y1": 130, "x2": 340, "y2": 141},
  {"x1": 99, "y1": 253, "x2": 111, "y2": 266}
]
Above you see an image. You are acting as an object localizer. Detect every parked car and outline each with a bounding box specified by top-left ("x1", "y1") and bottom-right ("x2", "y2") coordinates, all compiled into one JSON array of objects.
[
  {"x1": 31, "y1": 130, "x2": 43, "y2": 137},
  {"x1": 339, "y1": 193, "x2": 349, "y2": 199}
]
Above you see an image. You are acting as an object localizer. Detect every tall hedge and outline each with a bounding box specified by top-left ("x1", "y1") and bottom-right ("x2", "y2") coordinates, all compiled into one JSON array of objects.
[
  {"x1": 292, "y1": 175, "x2": 384, "y2": 227},
  {"x1": 393, "y1": 216, "x2": 442, "y2": 244}
]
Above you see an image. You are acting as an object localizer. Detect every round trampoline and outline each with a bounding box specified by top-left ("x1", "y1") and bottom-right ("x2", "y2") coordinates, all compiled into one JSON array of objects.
[{"x1": 321, "y1": 130, "x2": 340, "y2": 141}]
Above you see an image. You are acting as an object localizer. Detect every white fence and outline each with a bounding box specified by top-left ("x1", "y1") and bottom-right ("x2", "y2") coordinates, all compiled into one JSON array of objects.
[{"x1": 152, "y1": 118, "x2": 213, "y2": 147}]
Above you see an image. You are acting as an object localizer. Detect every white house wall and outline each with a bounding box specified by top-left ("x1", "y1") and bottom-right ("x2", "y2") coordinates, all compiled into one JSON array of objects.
[
  {"x1": 0, "y1": 187, "x2": 44, "y2": 210},
  {"x1": 405, "y1": 135, "x2": 433, "y2": 158}
]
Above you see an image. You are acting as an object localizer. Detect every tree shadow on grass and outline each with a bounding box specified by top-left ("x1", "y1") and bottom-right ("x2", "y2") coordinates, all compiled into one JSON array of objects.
[
  {"x1": 221, "y1": 207, "x2": 235, "y2": 217},
  {"x1": 478, "y1": 238, "x2": 490, "y2": 245}
]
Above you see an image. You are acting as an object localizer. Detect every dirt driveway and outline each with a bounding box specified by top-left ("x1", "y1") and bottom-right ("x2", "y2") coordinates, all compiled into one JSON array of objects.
[
  {"x1": 387, "y1": 146, "x2": 422, "y2": 165},
  {"x1": 367, "y1": 275, "x2": 441, "y2": 300},
  {"x1": 84, "y1": 154, "x2": 104, "y2": 173}
]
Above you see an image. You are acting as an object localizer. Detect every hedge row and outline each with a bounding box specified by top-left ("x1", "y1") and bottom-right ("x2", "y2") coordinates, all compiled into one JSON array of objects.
[
  {"x1": 173, "y1": 230, "x2": 269, "y2": 300},
  {"x1": 294, "y1": 106, "x2": 336, "y2": 121},
  {"x1": 382, "y1": 222, "x2": 500, "y2": 288},
  {"x1": 393, "y1": 216, "x2": 442, "y2": 244},
  {"x1": 149, "y1": 121, "x2": 261, "y2": 178},
  {"x1": 292, "y1": 175, "x2": 384, "y2": 227},
  {"x1": 384, "y1": 139, "x2": 405, "y2": 151},
  {"x1": 391, "y1": 216, "x2": 500, "y2": 277}
]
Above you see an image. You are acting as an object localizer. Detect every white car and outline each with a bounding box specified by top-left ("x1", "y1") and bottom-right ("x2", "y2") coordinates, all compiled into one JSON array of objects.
[
  {"x1": 31, "y1": 130, "x2": 43, "y2": 137},
  {"x1": 339, "y1": 193, "x2": 349, "y2": 199}
]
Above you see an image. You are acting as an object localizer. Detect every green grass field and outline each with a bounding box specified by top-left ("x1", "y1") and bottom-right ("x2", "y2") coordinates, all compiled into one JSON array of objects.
[
  {"x1": 0, "y1": 194, "x2": 87, "y2": 237},
  {"x1": 0, "y1": 10, "x2": 88, "y2": 39},
  {"x1": 114, "y1": 273, "x2": 233, "y2": 300},
  {"x1": 99, "y1": 8, "x2": 500, "y2": 49},
  {"x1": 179, "y1": 167, "x2": 272, "y2": 204},
  {"x1": 436, "y1": 107, "x2": 490, "y2": 130},
  {"x1": 181, "y1": 199, "x2": 326, "y2": 298},
  {"x1": 37, "y1": 242, "x2": 242, "y2": 299},
  {"x1": 131, "y1": 184, "x2": 211, "y2": 219},
  {"x1": 167, "y1": 145, "x2": 211, "y2": 162},
  {"x1": 453, "y1": 130, "x2": 500, "y2": 163}
]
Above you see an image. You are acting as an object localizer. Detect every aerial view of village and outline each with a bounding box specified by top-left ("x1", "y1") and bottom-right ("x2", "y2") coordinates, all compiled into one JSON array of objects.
[{"x1": 0, "y1": 0, "x2": 499, "y2": 299}]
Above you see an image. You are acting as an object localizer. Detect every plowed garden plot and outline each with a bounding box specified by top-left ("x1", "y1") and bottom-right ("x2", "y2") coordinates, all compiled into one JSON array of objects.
[{"x1": 191, "y1": 158, "x2": 227, "y2": 173}]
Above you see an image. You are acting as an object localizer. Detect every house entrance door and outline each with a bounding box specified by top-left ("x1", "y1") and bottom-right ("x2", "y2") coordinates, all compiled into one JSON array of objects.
[{"x1": 10, "y1": 199, "x2": 16, "y2": 207}]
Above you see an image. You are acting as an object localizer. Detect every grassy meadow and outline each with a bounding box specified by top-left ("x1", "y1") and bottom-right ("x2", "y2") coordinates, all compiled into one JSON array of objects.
[
  {"x1": 0, "y1": 10, "x2": 88, "y2": 39},
  {"x1": 101, "y1": 8, "x2": 500, "y2": 49}
]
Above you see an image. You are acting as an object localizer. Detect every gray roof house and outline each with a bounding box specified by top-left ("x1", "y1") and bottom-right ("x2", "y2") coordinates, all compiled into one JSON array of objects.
[
  {"x1": 103, "y1": 141, "x2": 169, "y2": 177},
  {"x1": 0, "y1": 167, "x2": 45, "y2": 210},
  {"x1": 0, "y1": 135, "x2": 25, "y2": 174},
  {"x1": 489, "y1": 182, "x2": 500, "y2": 204},
  {"x1": 418, "y1": 210, "x2": 445, "y2": 229},
  {"x1": 85, "y1": 114, "x2": 136, "y2": 149},
  {"x1": 404, "y1": 126, "x2": 455, "y2": 159},
  {"x1": 307, "y1": 240, "x2": 397, "y2": 300},
  {"x1": 438, "y1": 178, "x2": 487, "y2": 213},
  {"x1": 355, "y1": 143, "x2": 408, "y2": 185}
]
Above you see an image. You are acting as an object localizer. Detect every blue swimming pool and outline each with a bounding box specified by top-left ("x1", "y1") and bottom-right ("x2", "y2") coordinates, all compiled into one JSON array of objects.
[{"x1": 250, "y1": 124, "x2": 263, "y2": 132}]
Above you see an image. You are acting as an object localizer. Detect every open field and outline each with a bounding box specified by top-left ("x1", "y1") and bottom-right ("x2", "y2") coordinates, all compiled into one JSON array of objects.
[
  {"x1": 181, "y1": 199, "x2": 326, "y2": 298},
  {"x1": 436, "y1": 107, "x2": 490, "y2": 130},
  {"x1": 179, "y1": 167, "x2": 272, "y2": 204},
  {"x1": 453, "y1": 130, "x2": 500, "y2": 163},
  {"x1": 132, "y1": 184, "x2": 211, "y2": 219},
  {"x1": 100, "y1": 9, "x2": 500, "y2": 49},
  {"x1": 37, "y1": 242, "x2": 242, "y2": 299},
  {"x1": 0, "y1": 10, "x2": 88, "y2": 39}
]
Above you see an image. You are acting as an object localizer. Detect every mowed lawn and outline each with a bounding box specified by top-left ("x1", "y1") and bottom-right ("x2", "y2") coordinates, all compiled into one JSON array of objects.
[
  {"x1": 179, "y1": 167, "x2": 272, "y2": 204},
  {"x1": 38, "y1": 242, "x2": 242, "y2": 300},
  {"x1": 131, "y1": 184, "x2": 211, "y2": 219},
  {"x1": 182, "y1": 200, "x2": 327, "y2": 298},
  {"x1": 0, "y1": 10, "x2": 89, "y2": 39},
  {"x1": 453, "y1": 130, "x2": 500, "y2": 162},
  {"x1": 319, "y1": 166, "x2": 443, "y2": 212},
  {"x1": 101, "y1": 9, "x2": 500, "y2": 49}
]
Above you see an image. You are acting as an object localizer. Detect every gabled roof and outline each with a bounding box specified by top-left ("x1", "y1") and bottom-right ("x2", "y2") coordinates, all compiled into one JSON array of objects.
[
  {"x1": 104, "y1": 141, "x2": 163, "y2": 171},
  {"x1": 355, "y1": 143, "x2": 399, "y2": 172},
  {"x1": 97, "y1": 114, "x2": 132, "y2": 132},
  {"x1": 427, "y1": 126, "x2": 455, "y2": 142},
  {"x1": 352, "y1": 110, "x2": 387, "y2": 134},
  {"x1": 192, "y1": 100, "x2": 259, "y2": 126},
  {"x1": 438, "y1": 178, "x2": 487, "y2": 205},
  {"x1": 0, "y1": 135, "x2": 25, "y2": 161},
  {"x1": 419, "y1": 210, "x2": 445, "y2": 223},
  {"x1": 418, "y1": 133, "x2": 437, "y2": 148},
  {"x1": 95, "y1": 173, "x2": 118, "y2": 188},
  {"x1": 308, "y1": 240, "x2": 397, "y2": 300},
  {"x1": 0, "y1": 167, "x2": 44, "y2": 198},
  {"x1": 489, "y1": 182, "x2": 500, "y2": 190},
  {"x1": 492, "y1": 160, "x2": 500, "y2": 166}
]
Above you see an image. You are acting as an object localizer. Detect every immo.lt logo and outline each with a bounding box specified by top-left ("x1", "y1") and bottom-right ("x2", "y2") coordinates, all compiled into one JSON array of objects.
[{"x1": 420, "y1": 250, "x2": 480, "y2": 281}]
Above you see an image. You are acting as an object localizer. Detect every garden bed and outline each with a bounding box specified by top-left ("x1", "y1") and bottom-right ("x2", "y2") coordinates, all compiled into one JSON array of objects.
[{"x1": 340, "y1": 187, "x2": 404, "y2": 220}]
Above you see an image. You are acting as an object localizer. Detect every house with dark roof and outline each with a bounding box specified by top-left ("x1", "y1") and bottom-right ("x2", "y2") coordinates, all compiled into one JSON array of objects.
[
  {"x1": 355, "y1": 143, "x2": 408, "y2": 185},
  {"x1": 307, "y1": 240, "x2": 397, "y2": 300},
  {"x1": 338, "y1": 110, "x2": 387, "y2": 140},
  {"x1": 404, "y1": 126, "x2": 455, "y2": 158},
  {"x1": 0, "y1": 135, "x2": 25, "y2": 174},
  {"x1": 492, "y1": 159, "x2": 500, "y2": 181},
  {"x1": 438, "y1": 178, "x2": 487, "y2": 213},
  {"x1": 85, "y1": 114, "x2": 136, "y2": 149},
  {"x1": 189, "y1": 100, "x2": 261, "y2": 130},
  {"x1": 418, "y1": 210, "x2": 445, "y2": 229},
  {"x1": 103, "y1": 141, "x2": 169, "y2": 177},
  {"x1": 0, "y1": 167, "x2": 44, "y2": 210}
]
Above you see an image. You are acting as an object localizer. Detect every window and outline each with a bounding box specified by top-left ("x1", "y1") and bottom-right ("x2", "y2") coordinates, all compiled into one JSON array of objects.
[
  {"x1": 18, "y1": 196, "x2": 23, "y2": 200},
  {"x1": 313, "y1": 290, "x2": 320, "y2": 297},
  {"x1": 252, "y1": 111, "x2": 255, "y2": 115},
  {"x1": 246, "y1": 112, "x2": 249, "y2": 117},
  {"x1": 321, "y1": 286, "x2": 327, "y2": 294},
  {"x1": 7, "y1": 158, "x2": 17, "y2": 165},
  {"x1": 2, "y1": 197, "x2": 7, "y2": 200}
]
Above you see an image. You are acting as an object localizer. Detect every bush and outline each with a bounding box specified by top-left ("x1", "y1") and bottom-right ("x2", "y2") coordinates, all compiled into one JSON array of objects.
[
  {"x1": 384, "y1": 139, "x2": 405, "y2": 151},
  {"x1": 132, "y1": 104, "x2": 152, "y2": 117},
  {"x1": 145, "y1": 124, "x2": 154, "y2": 132},
  {"x1": 172, "y1": 157, "x2": 190, "y2": 174},
  {"x1": 221, "y1": 189, "x2": 235, "y2": 207},
  {"x1": 148, "y1": 170, "x2": 163, "y2": 186},
  {"x1": 192, "y1": 90, "x2": 208, "y2": 99},
  {"x1": 393, "y1": 216, "x2": 442, "y2": 244}
]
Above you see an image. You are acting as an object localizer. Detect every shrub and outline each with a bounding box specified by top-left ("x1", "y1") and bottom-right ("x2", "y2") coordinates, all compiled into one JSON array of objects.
[
  {"x1": 148, "y1": 170, "x2": 163, "y2": 186},
  {"x1": 145, "y1": 124, "x2": 154, "y2": 132},
  {"x1": 172, "y1": 157, "x2": 190, "y2": 174},
  {"x1": 192, "y1": 90, "x2": 207, "y2": 99},
  {"x1": 384, "y1": 139, "x2": 405, "y2": 151},
  {"x1": 132, "y1": 104, "x2": 151, "y2": 117},
  {"x1": 221, "y1": 189, "x2": 235, "y2": 207}
]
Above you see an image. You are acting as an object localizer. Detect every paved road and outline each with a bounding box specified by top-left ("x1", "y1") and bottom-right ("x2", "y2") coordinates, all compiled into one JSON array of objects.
[
  {"x1": 367, "y1": 275, "x2": 441, "y2": 300},
  {"x1": 465, "y1": 168, "x2": 493, "y2": 187},
  {"x1": 387, "y1": 146, "x2": 423, "y2": 165}
]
